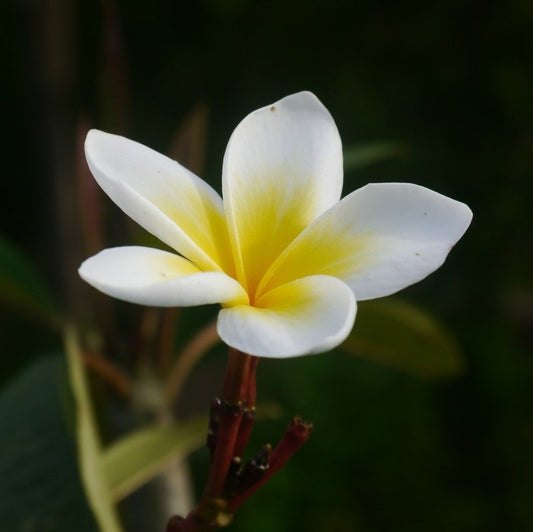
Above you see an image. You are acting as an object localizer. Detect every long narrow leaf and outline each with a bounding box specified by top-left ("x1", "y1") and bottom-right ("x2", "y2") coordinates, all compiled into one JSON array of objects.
[{"x1": 64, "y1": 326, "x2": 124, "y2": 532}]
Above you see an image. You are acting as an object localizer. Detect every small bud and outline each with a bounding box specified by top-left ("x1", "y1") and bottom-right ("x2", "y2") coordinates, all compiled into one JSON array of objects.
[
  {"x1": 234, "y1": 444, "x2": 272, "y2": 494},
  {"x1": 228, "y1": 456, "x2": 242, "y2": 478}
]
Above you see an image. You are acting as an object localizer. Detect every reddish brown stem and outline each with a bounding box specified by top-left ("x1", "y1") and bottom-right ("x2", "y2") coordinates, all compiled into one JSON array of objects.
[
  {"x1": 231, "y1": 409, "x2": 255, "y2": 460},
  {"x1": 207, "y1": 398, "x2": 221, "y2": 461},
  {"x1": 222, "y1": 348, "x2": 251, "y2": 405},
  {"x1": 204, "y1": 350, "x2": 251, "y2": 496},
  {"x1": 166, "y1": 349, "x2": 318, "y2": 532},
  {"x1": 226, "y1": 417, "x2": 313, "y2": 513},
  {"x1": 82, "y1": 350, "x2": 132, "y2": 398},
  {"x1": 232, "y1": 356, "x2": 259, "y2": 459},
  {"x1": 203, "y1": 401, "x2": 243, "y2": 498},
  {"x1": 245, "y1": 356, "x2": 259, "y2": 406},
  {"x1": 166, "y1": 349, "x2": 255, "y2": 531},
  {"x1": 164, "y1": 319, "x2": 220, "y2": 405}
]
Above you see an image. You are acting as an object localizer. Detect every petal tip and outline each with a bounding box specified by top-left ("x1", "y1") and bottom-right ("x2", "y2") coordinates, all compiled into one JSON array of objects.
[{"x1": 84, "y1": 128, "x2": 109, "y2": 151}]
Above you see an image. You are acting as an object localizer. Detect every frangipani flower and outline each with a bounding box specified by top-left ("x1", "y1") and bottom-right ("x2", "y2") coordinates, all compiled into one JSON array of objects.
[{"x1": 79, "y1": 92, "x2": 472, "y2": 358}]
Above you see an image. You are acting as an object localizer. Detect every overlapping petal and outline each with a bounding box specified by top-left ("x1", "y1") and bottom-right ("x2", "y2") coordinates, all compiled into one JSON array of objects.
[
  {"x1": 222, "y1": 91, "x2": 343, "y2": 295},
  {"x1": 80, "y1": 94, "x2": 472, "y2": 360},
  {"x1": 79, "y1": 247, "x2": 248, "y2": 307},
  {"x1": 259, "y1": 183, "x2": 473, "y2": 300},
  {"x1": 217, "y1": 275, "x2": 356, "y2": 358},
  {"x1": 85, "y1": 130, "x2": 234, "y2": 274}
]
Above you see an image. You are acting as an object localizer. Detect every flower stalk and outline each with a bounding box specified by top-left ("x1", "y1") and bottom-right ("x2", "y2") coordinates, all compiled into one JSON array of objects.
[
  {"x1": 166, "y1": 349, "x2": 311, "y2": 531},
  {"x1": 164, "y1": 319, "x2": 220, "y2": 405},
  {"x1": 227, "y1": 417, "x2": 313, "y2": 513},
  {"x1": 81, "y1": 349, "x2": 132, "y2": 398}
]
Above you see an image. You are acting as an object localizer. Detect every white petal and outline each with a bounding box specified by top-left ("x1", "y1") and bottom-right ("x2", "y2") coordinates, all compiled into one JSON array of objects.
[
  {"x1": 217, "y1": 275, "x2": 356, "y2": 358},
  {"x1": 85, "y1": 130, "x2": 234, "y2": 274},
  {"x1": 79, "y1": 247, "x2": 248, "y2": 307},
  {"x1": 222, "y1": 92, "x2": 343, "y2": 295},
  {"x1": 261, "y1": 183, "x2": 473, "y2": 300}
]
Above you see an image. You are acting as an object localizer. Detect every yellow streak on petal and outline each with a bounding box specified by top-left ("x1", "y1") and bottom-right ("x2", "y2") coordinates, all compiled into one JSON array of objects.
[
  {"x1": 150, "y1": 252, "x2": 249, "y2": 306},
  {"x1": 221, "y1": 279, "x2": 323, "y2": 342},
  {"x1": 258, "y1": 216, "x2": 375, "y2": 297},
  {"x1": 255, "y1": 278, "x2": 317, "y2": 314},
  {"x1": 227, "y1": 167, "x2": 321, "y2": 299},
  {"x1": 149, "y1": 252, "x2": 201, "y2": 279},
  {"x1": 154, "y1": 192, "x2": 235, "y2": 276}
]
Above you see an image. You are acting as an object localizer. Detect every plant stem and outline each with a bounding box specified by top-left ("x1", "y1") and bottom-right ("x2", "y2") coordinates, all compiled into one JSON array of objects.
[
  {"x1": 232, "y1": 356, "x2": 259, "y2": 459},
  {"x1": 227, "y1": 417, "x2": 312, "y2": 512},
  {"x1": 165, "y1": 349, "x2": 311, "y2": 531},
  {"x1": 164, "y1": 319, "x2": 220, "y2": 406},
  {"x1": 205, "y1": 350, "x2": 251, "y2": 497},
  {"x1": 82, "y1": 349, "x2": 132, "y2": 398},
  {"x1": 166, "y1": 349, "x2": 253, "y2": 531},
  {"x1": 222, "y1": 348, "x2": 251, "y2": 405}
]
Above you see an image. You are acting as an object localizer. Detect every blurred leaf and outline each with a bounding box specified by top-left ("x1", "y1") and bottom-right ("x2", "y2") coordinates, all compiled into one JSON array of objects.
[
  {"x1": 0, "y1": 236, "x2": 61, "y2": 327},
  {"x1": 103, "y1": 401, "x2": 283, "y2": 503},
  {"x1": 340, "y1": 299, "x2": 465, "y2": 380},
  {"x1": 65, "y1": 327, "x2": 124, "y2": 532},
  {"x1": 343, "y1": 142, "x2": 408, "y2": 171},
  {"x1": 103, "y1": 418, "x2": 207, "y2": 503},
  {"x1": 0, "y1": 355, "x2": 97, "y2": 532},
  {"x1": 65, "y1": 324, "x2": 285, "y2": 523},
  {"x1": 255, "y1": 401, "x2": 284, "y2": 420}
]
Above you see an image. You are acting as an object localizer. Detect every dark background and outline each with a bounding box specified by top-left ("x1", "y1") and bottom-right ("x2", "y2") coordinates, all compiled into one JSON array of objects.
[{"x1": 1, "y1": 1, "x2": 532, "y2": 531}]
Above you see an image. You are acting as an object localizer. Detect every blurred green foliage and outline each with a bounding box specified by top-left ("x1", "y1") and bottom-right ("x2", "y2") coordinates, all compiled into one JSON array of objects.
[
  {"x1": 341, "y1": 299, "x2": 464, "y2": 380},
  {"x1": 0, "y1": 236, "x2": 61, "y2": 329},
  {"x1": 0, "y1": 355, "x2": 96, "y2": 532},
  {"x1": 1, "y1": 0, "x2": 532, "y2": 531}
]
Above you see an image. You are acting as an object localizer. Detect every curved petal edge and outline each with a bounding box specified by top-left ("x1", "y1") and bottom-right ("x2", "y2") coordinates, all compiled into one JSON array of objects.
[
  {"x1": 79, "y1": 246, "x2": 248, "y2": 307},
  {"x1": 221, "y1": 91, "x2": 344, "y2": 293},
  {"x1": 217, "y1": 275, "x2": 356, "y2": 358},
  {"x1": 85, "y1": 130, "x2": 234, "y2": 274},
  {"x1": 261, "y1": 182, "x2": 473, "y2": 301}
]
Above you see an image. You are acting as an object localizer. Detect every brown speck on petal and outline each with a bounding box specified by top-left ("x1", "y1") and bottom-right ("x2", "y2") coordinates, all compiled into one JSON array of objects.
[{"x1": 270, "y1": 106, "x2": 276, "y2": 112}]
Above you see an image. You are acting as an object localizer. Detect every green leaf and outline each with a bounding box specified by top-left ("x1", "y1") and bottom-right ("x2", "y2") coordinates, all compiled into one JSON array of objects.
[
  {"x1": 340, "y1": 299, "x2": 465, "y2": 380},
  {"x1": 0, "y1": 355, "x2": 97, "y2": 532},
  {"x1": 0, "y1": 236, "x2": 61, "y2": 327},
  {"x1": 65, "y1": 323, "x2": 285, "y2": 521},
  {"x1": 343, "y1": 142, "x2": 408, "y2": 171},
  {"x1": 103, "y1": 401, "x2": 283, "y2": 503},
  {"x1": 65, "y1": 327, "x2": 124, "y2": 532},
  {"x1": 103, "y1": 418, "x2": 207, "y2": 503}
]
